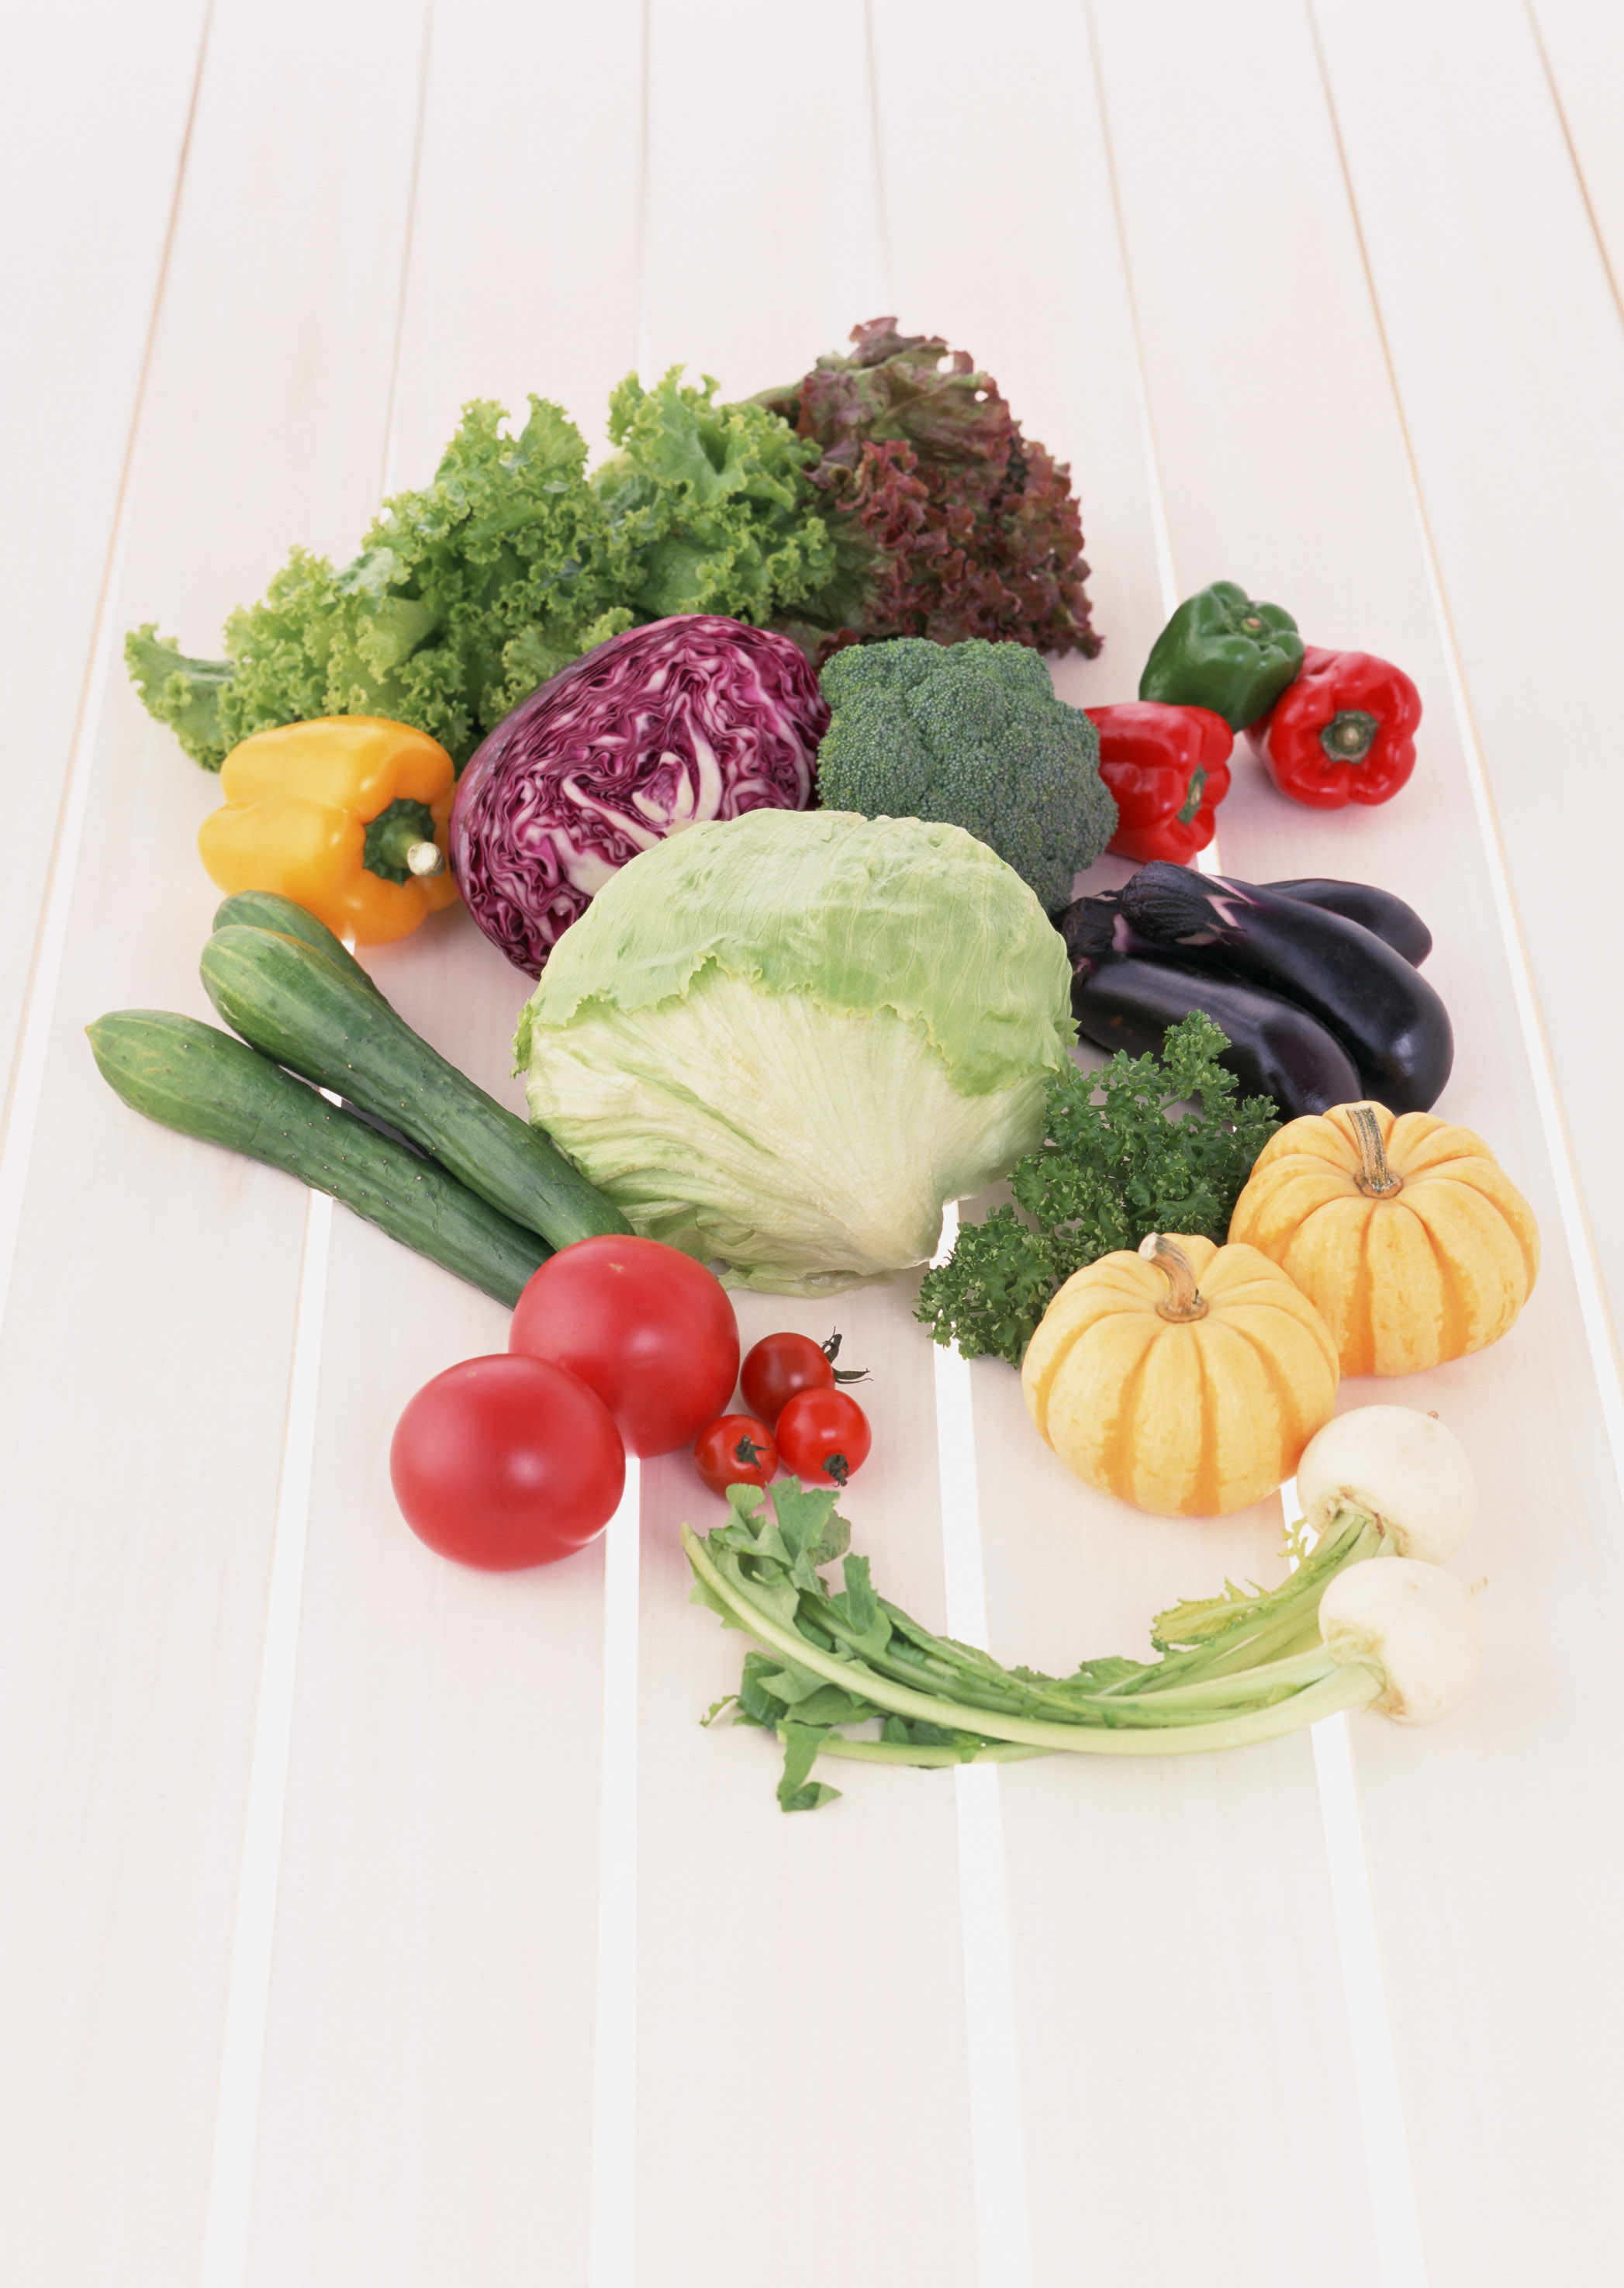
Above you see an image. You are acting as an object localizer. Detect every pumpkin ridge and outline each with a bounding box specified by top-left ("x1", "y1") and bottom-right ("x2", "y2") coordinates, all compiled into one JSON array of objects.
[
  {"x1": 1103, "y1": 1321, "x2": 1161, "y2": 1503},
  {"x1": 1322, "y1": 1197, "x2": 1374, "y2": 1377},
  {"x1": 1405, "y1": 1179, "x2": 1528, "y2": 1348},
  {"x1": 1415, "y1": 1160, "x2": 1540, "y2": 1291},
  {"x1": 1398, "y1": 1122, "x2": 1492, "y2": 1177},
  {"x1": 1423, "y1": 1204, "x2": 1474, "y2": 1358},
  {"x1": 1387, "y1": 1188, "x2": 1478, "y2": 1356},
  {"x1": 1022, "y1": 1315, "x2": 1073, "y2": 1443},
  {"x1": 1247, "y1": 1306, "x2": 1313, "y2": 1463},
  {"x1": 1192, "y1": 1328, "x2": 1218, "y2": 1516},
  {"x1": 1234, "y1": 1162, "x2": 1344, "y2": 1246}
]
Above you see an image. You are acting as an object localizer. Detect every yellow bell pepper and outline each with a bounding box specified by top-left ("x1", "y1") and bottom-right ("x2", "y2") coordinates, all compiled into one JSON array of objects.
[{"x1": 198, "y1": 716, "x2": 461, "y2": 945}]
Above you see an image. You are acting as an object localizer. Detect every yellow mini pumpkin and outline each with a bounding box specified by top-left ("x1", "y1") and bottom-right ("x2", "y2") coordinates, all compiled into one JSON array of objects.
[
  {"x1": 1021, "y1": 1232, "x2": 1339, "y2": 1516},
  {"x1": 1228, "y1": 1102, "x2": 1539, "y2": 1377}
]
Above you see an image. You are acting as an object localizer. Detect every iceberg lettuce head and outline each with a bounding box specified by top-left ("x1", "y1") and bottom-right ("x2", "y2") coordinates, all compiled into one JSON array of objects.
[{"x1": 515, "y1": 809, "x2": 1076, "y2": 1294}]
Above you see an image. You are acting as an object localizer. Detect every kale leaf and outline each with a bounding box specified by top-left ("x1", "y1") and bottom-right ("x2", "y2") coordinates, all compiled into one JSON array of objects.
[{"x1": 915, "y1": 1013, "x2": 1278, "y2": 1367}]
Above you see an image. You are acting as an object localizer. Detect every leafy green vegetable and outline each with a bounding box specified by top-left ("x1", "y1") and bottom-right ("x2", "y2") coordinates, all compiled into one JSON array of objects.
[
  {"x1": 126, "y1": 323, "x2": 1104, "y2": 775},
  {"x1": 593, "y1": 370, "x2": 840, "y2": 625},
  {"x1": 517, "y1": 809, "x2": 1078, "y2": 1296},
  {"x1": 124, "y1": 383, "x2": 841, "y2": 774},
  {"x1": 915, "y1": 1012, "x2": 1279, "y2": 1366},
  {"x1": 814, "y1": 638, "x2": 1117, "y2": 913},
  {"x1": 687, "y1": 1479, "x2": 1385, "y2": 1810}
]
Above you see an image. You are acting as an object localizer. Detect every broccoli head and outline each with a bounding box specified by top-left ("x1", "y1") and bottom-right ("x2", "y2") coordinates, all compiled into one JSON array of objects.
[{"x1": 814, "y1": 638, "x2": 1116, "y2": 912}]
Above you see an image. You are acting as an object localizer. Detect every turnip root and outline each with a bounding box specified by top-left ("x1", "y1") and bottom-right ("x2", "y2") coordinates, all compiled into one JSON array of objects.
[
  {"x1": 1318, "y1": 1557, "x2": 1484, "y2": 1723},
  {"x1": 1297, "y1": 1405, "x2": 1476, "y2": 1563}
]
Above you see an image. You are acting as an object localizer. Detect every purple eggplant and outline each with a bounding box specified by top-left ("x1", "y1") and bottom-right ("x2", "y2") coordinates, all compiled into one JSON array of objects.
[
  {"x1": 1267, "y1": 878, "x2": 1432, "y2": 966},
  {"x1": 1118, "y1": 862, "x2": 1452, "y2": 1113},
  {"x1": 1058, "y1": 898, "x2": 1362, "y2": 1117}
]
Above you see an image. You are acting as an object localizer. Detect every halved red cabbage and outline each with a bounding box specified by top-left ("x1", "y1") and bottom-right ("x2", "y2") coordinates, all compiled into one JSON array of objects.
[{"x1": 450, "y1": 614, "x2": 828, "y2": 976}]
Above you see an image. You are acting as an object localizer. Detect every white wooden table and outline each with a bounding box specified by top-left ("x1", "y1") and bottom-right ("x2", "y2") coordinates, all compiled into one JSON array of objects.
[{"x1": 5, "y1": 5, "x2": 1623, "y2": 2283}]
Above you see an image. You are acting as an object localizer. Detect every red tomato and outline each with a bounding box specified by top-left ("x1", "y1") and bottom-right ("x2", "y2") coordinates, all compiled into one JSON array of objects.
[
  {"x1": 740, "y1": 1329, "x2": 866, "y2": 1426},
  {"x1": 741, "y1": 1331, "x2": 834, "y2": 1426},
  {"x1": 693, "y1": 1413, "x2": 778, "y2": 1496},
  {"x1": 390, "y1": 1353, "x2": 624, "y2": 1571},
  {"x1": 509, "y1": 1235, "x2": 740, "y2": 1457},
  {"x1": 776, "y1": 1387, "x2": 872, "y2": 1488}
]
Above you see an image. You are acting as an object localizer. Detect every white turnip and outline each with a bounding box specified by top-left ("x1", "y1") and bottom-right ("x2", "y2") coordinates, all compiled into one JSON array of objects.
[
  {"x1": 1297, "y1": 1405, "x2": 1477, "y2": 1563},
  {"x1": 1318, "y1": 1557, "x2": 1484, "y2": 1723}
]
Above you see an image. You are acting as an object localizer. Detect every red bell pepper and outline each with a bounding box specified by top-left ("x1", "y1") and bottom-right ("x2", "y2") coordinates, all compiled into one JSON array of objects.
[
  {"x1": 1249, "y1": 646, "x2": 1421, "y2": 809},
  {"x1": 1086, "y1": 703, "x2": 1233, "y2": 865}
]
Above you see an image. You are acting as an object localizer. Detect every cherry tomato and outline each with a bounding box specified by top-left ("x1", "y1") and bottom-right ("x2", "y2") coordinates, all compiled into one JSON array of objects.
[
  {"x1": 693, "y1": 1413, "x2": 778, "y2": 1496},
  {"x1": 740, "y1": 1329, "x2": 866, "y2": 1426},
  {"x1": 509, "y1": 1236, "x2": 739, "y2": 1457},
  {"x1": 390, "y1": 1353, "x2": 624, "y2": 1571},
  {"x1": 775, "y1": 1387, "x2": 872, "y2": 1487}
]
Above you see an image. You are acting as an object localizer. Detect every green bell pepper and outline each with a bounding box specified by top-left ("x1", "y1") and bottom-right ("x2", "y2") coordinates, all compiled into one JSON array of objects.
[{"x1": 1139, "y1": 581, "x2": 1304, "y2": 730}]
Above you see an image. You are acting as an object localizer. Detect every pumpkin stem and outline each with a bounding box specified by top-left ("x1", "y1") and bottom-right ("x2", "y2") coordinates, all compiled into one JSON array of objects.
[
  {"x1": 1139, "y1": 1232, "x2": 1211, "y2": 1322},
  {"x1": 1347, "y1": 1104, "x2": 1405, "y2": 1198}
]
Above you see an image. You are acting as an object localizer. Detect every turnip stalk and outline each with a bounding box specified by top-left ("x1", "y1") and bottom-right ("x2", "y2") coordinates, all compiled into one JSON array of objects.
[{"x1": 685, "y1": 1471, "x2": 1484, "y2": 1809}]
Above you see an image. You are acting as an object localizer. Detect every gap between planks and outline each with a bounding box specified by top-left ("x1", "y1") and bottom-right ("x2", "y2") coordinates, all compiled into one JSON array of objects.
[
  {"x1": 198, "y1": 1186, "x2": 333, "y2": 2288},
  {"x1": 932, "y1": 1202, "x2": 1036, "y2": 2288}
]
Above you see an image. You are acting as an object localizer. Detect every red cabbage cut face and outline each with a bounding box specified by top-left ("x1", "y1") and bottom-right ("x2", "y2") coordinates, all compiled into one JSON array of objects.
[{"x1": 450, "y1": 613, "x2": 828, "y2": 975}]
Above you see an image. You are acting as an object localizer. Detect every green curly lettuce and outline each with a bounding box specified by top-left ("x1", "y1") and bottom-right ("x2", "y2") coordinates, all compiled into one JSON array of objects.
[
  {"x1": 125, "y1": 380, "x2": 838, "y2": 773},
  {"x1": 591, "y1": 369, "x2": 840, "y2": 624},
  {"x1": 126, "y1": 398, "x2": 635, "y2": 770}
]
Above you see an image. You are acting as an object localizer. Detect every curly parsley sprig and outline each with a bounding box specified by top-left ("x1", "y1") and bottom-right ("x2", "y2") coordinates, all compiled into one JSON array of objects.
[{"x1": 915, "y1": 1013, "x2": 1279, "y2": 1367}]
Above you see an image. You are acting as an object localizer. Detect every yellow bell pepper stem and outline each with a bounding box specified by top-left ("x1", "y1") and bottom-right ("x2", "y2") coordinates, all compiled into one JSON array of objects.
[{"x1": 198, "y1": 716, "x2": 461, "y2": 945}]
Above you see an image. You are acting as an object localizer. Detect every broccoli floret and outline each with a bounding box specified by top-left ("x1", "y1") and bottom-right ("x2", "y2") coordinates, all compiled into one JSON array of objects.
[{"x1": 814, "y1": 638, "x2": 1116, "y2": 912}]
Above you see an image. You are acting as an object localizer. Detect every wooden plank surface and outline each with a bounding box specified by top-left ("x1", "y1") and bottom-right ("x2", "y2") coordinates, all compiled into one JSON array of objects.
[
  {"x1": 0, "y1": 1, "x2": 428, "y2": 2279},
  {"x1": 0, "y1": 0, "x2": 207, "y2": 1091},
  {"x1": 1088, "y1": 5, "x2": 1624, "y2": 2283},
  {"x1": 1311, "y1": 0, "x2": 1624, "y2": 1351},
  {"x1": 626, "y1": 14, "x2": 979, "y2": 2282},
  {"x1": 244, "y1": 7, "x2": 643, "y2": 2281},
  {"x1": 870, "y1": 7, "x2": 1380, "y2": 2279},
  {"x1": 5, "y1": 3, "x2": 1624, "y2": 2283}
]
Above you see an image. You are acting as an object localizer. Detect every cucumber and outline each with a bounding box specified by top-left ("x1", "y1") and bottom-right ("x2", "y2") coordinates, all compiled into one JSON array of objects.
[
  {"x1": 88, "y1": 1011, "x2": 548, "y2": 1305},
  {"x1": 210, "y1": 891, "x2": 384, "y2": 995},
  {"x1": 199, "y1": 923, "x2": 632, "y2": 1251}
]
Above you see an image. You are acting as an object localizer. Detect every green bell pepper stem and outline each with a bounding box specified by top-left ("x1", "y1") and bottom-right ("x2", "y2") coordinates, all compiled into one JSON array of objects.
[{"x1": 1139, "y1": 579, "x2": 1305, "y2": 730}]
